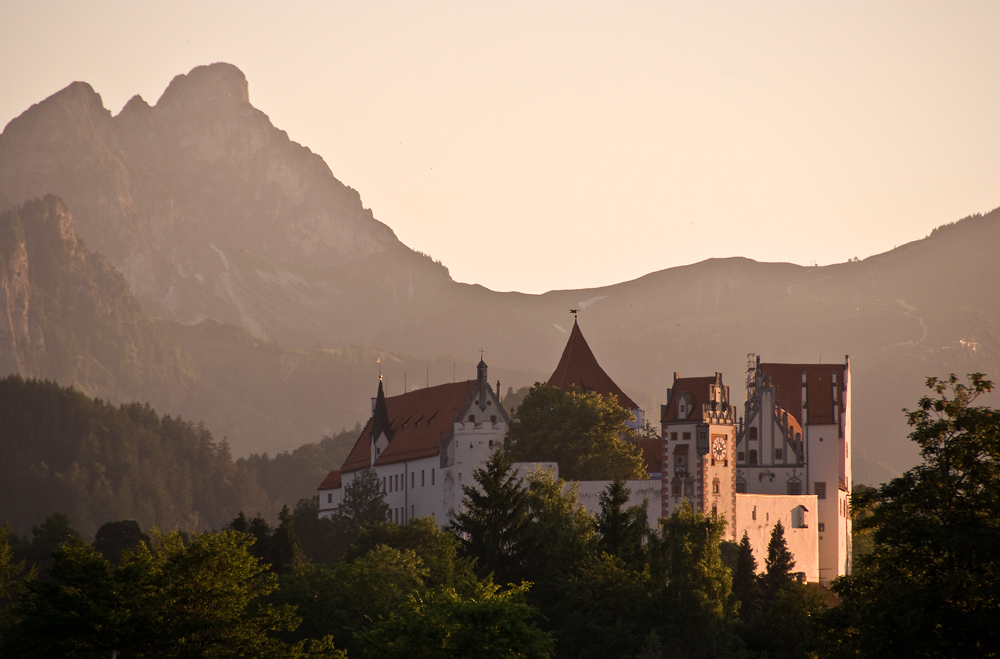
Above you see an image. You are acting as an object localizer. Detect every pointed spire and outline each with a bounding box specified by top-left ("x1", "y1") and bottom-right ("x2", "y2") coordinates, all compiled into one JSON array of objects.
[
  {"x1": 547, "y1": 321, "x2": 639, "y2": 409},
  {"x1": 371, "y1": 379, "x2": 393, "y2": 444}
]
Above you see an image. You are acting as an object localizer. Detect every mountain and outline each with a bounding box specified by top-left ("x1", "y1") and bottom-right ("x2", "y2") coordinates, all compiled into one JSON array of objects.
[
  {"x1": 0, "y1": 195, "x2": 196, "y2": 404},
  {"x1": 2, "y1": 64, "x2": 999, "y2": 487}
]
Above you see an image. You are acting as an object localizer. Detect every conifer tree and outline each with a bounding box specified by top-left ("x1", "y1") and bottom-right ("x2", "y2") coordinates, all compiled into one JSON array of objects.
[
  {"x1": 762, "y1": 520, "x2": 796, "y2": 597},
  {"x1": 450, "y1": 451, "x2": 531, "y2": 585},
  {"x1": 336, "y1": 467, "x2": 390, "y2": 535},
  {"x1": 268, "y1": 505, "x2": 305, "y2": 574},
  {"x1": 595, "y1": 478, "x2": 650, "y2": 567},
  {"x1": 731, "y1": 531, "x2": 760, "y2": 619}
]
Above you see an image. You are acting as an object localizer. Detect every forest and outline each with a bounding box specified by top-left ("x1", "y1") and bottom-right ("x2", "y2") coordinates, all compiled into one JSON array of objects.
[{"x1": 1, "y1": 374, "x2": 998, "y2": 657}]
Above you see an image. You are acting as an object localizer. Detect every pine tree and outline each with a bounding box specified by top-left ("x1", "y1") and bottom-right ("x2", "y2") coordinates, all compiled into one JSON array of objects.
[
  {"x1": 732, "y1": 532, "x2": 761, "y2": 619},
  {"x1": 336, "y1": 467, "x2": 390, "y2": 536},
  {"x1": 267, "y1": 505, "x2": 305, "y2": 574},
  {"x1": 450, "y1": 451, "x2": 531, "y2": 585},
  {"x1": 762, "y1": 520, "x2": 796, "y2": 597},
  {"x1": 595, "y1": 478, "x2": 649, "y2": 567}
]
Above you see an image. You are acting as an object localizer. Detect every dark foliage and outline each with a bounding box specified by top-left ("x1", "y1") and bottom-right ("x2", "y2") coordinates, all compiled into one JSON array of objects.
[
  {"x1": 822, "y1": 374, "x2": 1000, "y2": 658},
  {"x1": 0, "y1": 376, "x2": 270, "y2": 538}
]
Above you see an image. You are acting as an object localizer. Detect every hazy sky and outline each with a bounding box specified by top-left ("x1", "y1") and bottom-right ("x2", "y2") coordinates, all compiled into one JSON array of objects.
[{"x1": 3, "y1": 1, "x2": 998, "y2": 294}]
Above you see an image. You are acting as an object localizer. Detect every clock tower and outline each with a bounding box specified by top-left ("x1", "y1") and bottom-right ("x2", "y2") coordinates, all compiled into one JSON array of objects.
[{"x1": 660, "y1": 372, "x2": 737, "y2": 536}]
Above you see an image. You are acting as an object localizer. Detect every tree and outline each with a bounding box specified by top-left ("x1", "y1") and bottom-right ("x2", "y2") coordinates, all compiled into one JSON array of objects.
[
  {"x1": 730, "y1": 532, "x2": 760, "y2": 619},
  {"x1": 346, "y1": 516, "x2": 473, "y2": 588},
  {"x1": 451, "y1": 451, "x2": 532, "y2": 586},
  {"x1": 505, "y1": 384, "x2": 645, "y2": 481},
  {"x1": 822, "y1": 374, "x2": 1000, "y2": 658},
  {"x1": 24, "y1": 512, "x2": 79, "y2": 578},
  {"x1": 595, "y1": 478, "x2": 651, "y2": 568},
  {"x1": 653, "y1": 500, "x2": 740, "y2": 659},
  {"x1": 357, "y1": 577, "x2": 554, "y2": 659},
  {"x1": 292, "y1": 496, "x2": 346, "y2": 565},
  {"x1": 761, "y1": 520, "x2": 795, "y2": 598},
  {"x1": 2, "y1": 529, "x2": 343, "y2": 658},
  {"x1": 0, "y1": 523, "x2": 33, "y2": 635},
  {"x1": 266, "y1": 505, "x2": 305, "y2": 574},
  {"x1": 92, "y1": 519, "x2": 150, "y2": 565},
  {"x1": 336, "y1": 467, "x2": 390, "y2": 536}
]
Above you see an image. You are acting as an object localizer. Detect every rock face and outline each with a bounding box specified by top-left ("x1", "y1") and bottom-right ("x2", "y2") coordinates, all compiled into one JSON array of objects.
[
  {"x1": 0, "y1": 196, "x2": 195, "y2": 403},
  {"x1": 0, "y1": 63, "x2": 428, "y2": 343}
]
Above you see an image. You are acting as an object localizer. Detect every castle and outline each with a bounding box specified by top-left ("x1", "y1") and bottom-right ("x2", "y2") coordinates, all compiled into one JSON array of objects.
[{"x1": 318, "y1": 321, "x2": 851, "y2": 584}]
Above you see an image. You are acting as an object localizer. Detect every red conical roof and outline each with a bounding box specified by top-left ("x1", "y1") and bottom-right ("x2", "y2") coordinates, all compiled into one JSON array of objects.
[{"x1": 547, "y1": 322, "x2": 639, "y2": 410}]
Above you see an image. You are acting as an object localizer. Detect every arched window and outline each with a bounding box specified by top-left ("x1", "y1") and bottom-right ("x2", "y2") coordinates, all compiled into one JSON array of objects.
[{"x1": 787, "y1": 479, "x2": 802, "y2": 495}]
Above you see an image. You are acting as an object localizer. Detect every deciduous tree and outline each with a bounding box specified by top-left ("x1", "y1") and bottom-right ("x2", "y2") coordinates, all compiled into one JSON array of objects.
[
  {"x1": 505, "y1": 384, "x2": 645, "y2": 480},
  {"x1": 822, "y1": 373, "x2": 1000, "y2": 658}
]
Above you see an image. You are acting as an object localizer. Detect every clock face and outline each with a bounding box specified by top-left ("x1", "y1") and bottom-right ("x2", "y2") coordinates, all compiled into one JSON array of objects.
[{"x1": 712, "y1": 437, "x2": 727, "y2": 461}]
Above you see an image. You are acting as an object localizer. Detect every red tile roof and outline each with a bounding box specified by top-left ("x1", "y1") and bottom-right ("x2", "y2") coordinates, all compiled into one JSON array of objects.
[
  {"x1": 760, "y1": 363, "x2": 846, "y2": 426},
  {"x1": 637, "y1": 436, "x2": 662, "y2": 475},
  {"x1": 547, "y1": 322, "x2": 639, "y2": 410},
  {"x1": 340, "y1": 380, "x2": 479, "y2": 472},
  {"x1": 661, "y1": 376, "x2": 718, "y2": 422},
  {"x1": 318, "y1": 470, "x2": 342, "y2": 490}
]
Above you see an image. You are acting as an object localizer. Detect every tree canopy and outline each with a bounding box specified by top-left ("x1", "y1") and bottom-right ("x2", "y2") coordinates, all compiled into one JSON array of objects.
[
  {"x1": 822, "y1": 373, "x2": 1000, "y2": 658},
  {"x1": 505, "y1": 384, "x2": 645, "y2": 481}
]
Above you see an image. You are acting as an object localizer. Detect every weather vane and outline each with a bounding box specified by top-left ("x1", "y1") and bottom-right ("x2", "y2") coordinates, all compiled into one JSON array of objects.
[
  {"x1": 377, "y1": 356, "x2": 382, "y2": 381},
  {"x1": 570, "y1": 308, "x2": 578, "y2": 322}
]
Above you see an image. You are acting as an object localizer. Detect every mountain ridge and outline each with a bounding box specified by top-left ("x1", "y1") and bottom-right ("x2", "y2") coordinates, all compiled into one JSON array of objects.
[{"x1": 1, "y1": 63, "x2": 998, "y2": 486}]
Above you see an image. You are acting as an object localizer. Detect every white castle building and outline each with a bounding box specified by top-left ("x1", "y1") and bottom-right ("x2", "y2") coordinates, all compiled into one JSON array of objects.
[
  {"x1": 318, "y1": 359, "x2": 508, "y2": 525},
  {"x1": 318, "y1": 327, "x2": 852, "y2": 585}
]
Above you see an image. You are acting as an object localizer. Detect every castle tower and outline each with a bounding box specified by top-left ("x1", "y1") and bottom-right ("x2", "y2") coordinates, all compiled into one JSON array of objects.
[{"x1": 660, "y1": 372, "x2": 737, "y2": 534}]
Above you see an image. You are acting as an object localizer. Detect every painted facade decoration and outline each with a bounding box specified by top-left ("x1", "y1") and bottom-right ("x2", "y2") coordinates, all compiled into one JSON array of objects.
[
  {"x1": 735, "y1": 355, "x2": 852, "y2": 585},
  {"x1": 660, "y1": 373, "x2": 737, "y2": 532}
]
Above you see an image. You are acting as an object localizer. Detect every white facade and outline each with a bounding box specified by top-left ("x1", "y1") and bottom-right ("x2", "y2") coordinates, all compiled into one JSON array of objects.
[
  {"x1": 734, "y1": 493, "x2": 820, "y2": 583},
  {"x1": 319, "y1": 361, "x2": 508, "y2": 527}
]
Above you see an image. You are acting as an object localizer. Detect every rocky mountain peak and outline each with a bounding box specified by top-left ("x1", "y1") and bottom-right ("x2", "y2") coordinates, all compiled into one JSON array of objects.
[{"x1": 155, "y1": 62, "x2": 250, "y2": 112}]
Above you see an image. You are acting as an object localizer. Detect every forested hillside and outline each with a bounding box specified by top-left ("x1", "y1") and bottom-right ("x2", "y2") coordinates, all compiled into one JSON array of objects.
[{"x1": 0, "y1": 375, "x2": 270, "y2": 537}]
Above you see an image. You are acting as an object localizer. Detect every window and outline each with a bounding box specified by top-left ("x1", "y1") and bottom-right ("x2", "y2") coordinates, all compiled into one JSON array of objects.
[
  {"x1": 672, "y1": 480, "x2": 682, "y2": 496},
  {"x1": 752, "y1": 506, "x2": 757, "y2": 520},
  {"x1": 711, "y1": 458, "x2": 716, "y2": 466},
  {"x1": 736, "y1": 480, "x2": 747, "y2": 493},
  {"x1": 675, "y1": 456, "x2": 685, "y2": 465},
  {"x1": 432, "y1": 468, "x2": 435, "y2": 485},
  {"x1": 818, "y1": 522, "x2": 825, "y2": 533},
  {"x1": 382, "y1": 477, "x2": 386, "y2": 492},
  {"x1": 327, "y1": 493, "x2": 333, "y2": 503},
  {"x1": 713, "y1": 479, "x2": 720, "y2": 494},
  {"x1": 490, "y1": 415, "x2": 497, "y2": 423},
  {"x1": 671, "y1": 432, "x2": 678, "y2": 441},
  {"x1": 775, "y1": 448, "x2": 783, "y2": 460},
  {"x1": 712, "y1": 504, "x2": 717, "y2": 516},
  {"x1": 749, "y1": 427, "x2": 758, "y2": 441},
  {"x1": 468, "y1": 414, "x2": 476, "y2": 422},
  {"x1": 737, "y1": 451, "x2": 745, "y2": 461},
  {"x1": 488, "y1": 440, "x2": 494, "y2": 448},
  {"x1": 421, "y1": 470, "x2": 425, "y2": 487},
  {"x1": 684, "y1": 480, "x2": 694, "y2": 497},
  {"x1": 749, "y1": 450, "x2": 758, "y2": 465},
  {"x1": 787, "y1": 480, "x2": 802, "y2": 495},
  {"x1": 815, "y1": 482, "x2": 827, "y2": 500},
  {"x1": 411, "y1": 473, "x2": 414, "y2": 489}
]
